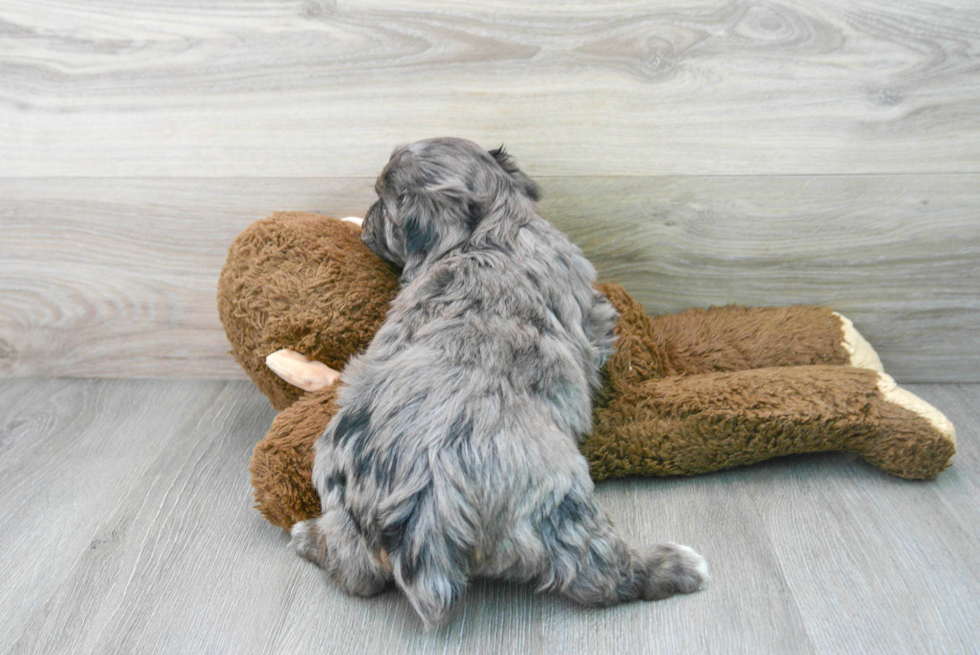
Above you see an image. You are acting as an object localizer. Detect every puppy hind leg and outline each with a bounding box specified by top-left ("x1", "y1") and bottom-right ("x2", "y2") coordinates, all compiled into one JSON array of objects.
[
  {"x1": 290, "y1": 507, "x2": 392, "y2": 597},
  {"x1": 633, "y1": 542, "x2": 711, "y2": 600},
  {"x1": 563, "y1": 534, "x2": 709, "y2": 606},
  {"x1": 539, "y1": 494, "x2": 709, "y2": 606}
]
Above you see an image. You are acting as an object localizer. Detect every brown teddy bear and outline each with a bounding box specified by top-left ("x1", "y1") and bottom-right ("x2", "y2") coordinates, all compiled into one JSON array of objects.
[{"x1": 218, "y1": 212, "x2": 956, "y2": 532}]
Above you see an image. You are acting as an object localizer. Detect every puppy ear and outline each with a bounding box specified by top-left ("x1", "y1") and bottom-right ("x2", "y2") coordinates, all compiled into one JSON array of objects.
[
  {"x1": 396, "y1": 189, "x2": 478, "y2": 281},
  {"x1": 489, "y1": 145, "x2": 540, "y2": 201},
  {"x1": 397, "y1": 191, "x2": 441, "y2": 275}
]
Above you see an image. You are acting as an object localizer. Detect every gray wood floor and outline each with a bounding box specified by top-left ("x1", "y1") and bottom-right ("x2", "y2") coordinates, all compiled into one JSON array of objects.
[{"x1": 1, "y1": 378, "x2": 977, "y2": 655}]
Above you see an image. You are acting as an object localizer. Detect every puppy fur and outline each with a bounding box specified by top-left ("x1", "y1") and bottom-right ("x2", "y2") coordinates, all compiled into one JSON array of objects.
[{"x1": 290, "y1": 137, "x2": 708, "y2": 627}]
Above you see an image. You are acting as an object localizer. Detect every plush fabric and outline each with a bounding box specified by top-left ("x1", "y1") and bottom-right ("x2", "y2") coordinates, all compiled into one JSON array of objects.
[
  {"x1": 217, "y1": 213, "x2": 956, "y2": 532},
  {"x1": 218, "y1": 213, "x2": 399, "y2": 410}
]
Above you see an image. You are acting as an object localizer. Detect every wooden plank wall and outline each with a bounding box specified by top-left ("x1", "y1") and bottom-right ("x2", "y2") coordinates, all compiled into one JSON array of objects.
[{"x1": 2, "y1": 0, "x2": 979, "y2": 381}]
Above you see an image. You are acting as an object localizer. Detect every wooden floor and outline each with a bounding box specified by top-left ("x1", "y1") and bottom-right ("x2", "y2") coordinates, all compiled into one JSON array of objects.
[{"x1": 1, "y1": 378, "x2": 977, "y2": 654}]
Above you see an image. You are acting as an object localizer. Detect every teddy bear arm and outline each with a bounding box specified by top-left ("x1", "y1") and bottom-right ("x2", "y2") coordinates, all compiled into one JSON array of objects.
[
  {"x1": 643, "y1": 305, "x2": 883, "y2": 377},
  {"x1": 584, "y1": 365, "x2": 954, "y2": 481},
  {"x1": 266, "y1": 348, "x2": 341, "y2": 392}
]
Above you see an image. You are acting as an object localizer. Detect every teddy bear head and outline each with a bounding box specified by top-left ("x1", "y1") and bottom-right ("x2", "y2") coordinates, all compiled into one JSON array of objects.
[{"x1": 217, "y1": 212, "x2": 400, "y2": 410}]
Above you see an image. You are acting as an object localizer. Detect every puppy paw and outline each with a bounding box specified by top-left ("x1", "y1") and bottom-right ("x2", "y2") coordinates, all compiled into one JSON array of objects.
[
  {"x1": 834, "y1": 312, "x2": 885, "y2": 372},
  {"x1": 290, "y1": 520, "x2": 327, "y2": 566},
  {"x1": 639, "y1": 543, "x2": 710, "y2": 600}
]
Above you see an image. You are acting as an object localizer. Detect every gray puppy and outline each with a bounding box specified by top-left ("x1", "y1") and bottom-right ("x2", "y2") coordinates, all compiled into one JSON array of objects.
[{"x1": 290, "y1": 137, "x2": 709, "y2": 627}]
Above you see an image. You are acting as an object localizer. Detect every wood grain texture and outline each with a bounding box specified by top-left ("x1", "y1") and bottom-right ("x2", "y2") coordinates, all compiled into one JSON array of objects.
[
  {"x1": 2, "y1": 176, "x2": 978, "y2": 381},
  {"x1": 7, "y1": 381, "x2": 281, "y2": 655},
  {"x1": 2, "y1": 378, "x2": 978, "y2": 654},
  {"x1": 745, "y1": 382, "x2": 980, "y2": 655},
  {"x1": 540, "y1": 477, "x2": 816, "y2": 655},
  {"x1": 2, "y1": 0, "x2": 979, "y2": 177},
  {"x1": 547, "y1": 175, "x2": 980, "y2": 382},
  {"x1": 0, "y1": 178, "x2": 374, "y2": 379},
  {"x1": 0, "y1": 379, "x2": 234, "y2": 651}
]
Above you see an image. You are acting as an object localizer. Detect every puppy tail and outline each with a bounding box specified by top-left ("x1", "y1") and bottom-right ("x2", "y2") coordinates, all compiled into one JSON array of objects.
[
  {"x1": 393, "y1": 554, "x2": 467, "y2": 629},
  {"x1": 381, "y1": 489, "x2": 474, "y2": 628}
]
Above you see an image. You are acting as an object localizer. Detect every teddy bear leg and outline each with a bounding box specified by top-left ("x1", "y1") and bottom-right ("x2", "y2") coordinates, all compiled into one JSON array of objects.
[
  {"x1": 645, "y1": 305, "x2": 884, "y2": 376},
  {"x1": 859, "y1": 373, "x2": 957, "y2": 479},
  {"x1": 594, "y1": 284, "x2": 883, "y2": 401},
  {"x1": 584, "y1": 365, "x2": 954, "y2": 481},
  {"x1": 250, "y1": 386, "x2": 339, "y2": 531}
]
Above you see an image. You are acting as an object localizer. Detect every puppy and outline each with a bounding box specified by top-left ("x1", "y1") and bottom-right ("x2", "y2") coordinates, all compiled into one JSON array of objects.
[{"x1": 290, "y1": 137, "x2": 708, "y2": 627}]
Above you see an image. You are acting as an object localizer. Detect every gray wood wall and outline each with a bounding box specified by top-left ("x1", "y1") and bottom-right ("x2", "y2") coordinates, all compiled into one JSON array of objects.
[{"x1": 2, "y1": 0, "x2": 979, "y2": 382}]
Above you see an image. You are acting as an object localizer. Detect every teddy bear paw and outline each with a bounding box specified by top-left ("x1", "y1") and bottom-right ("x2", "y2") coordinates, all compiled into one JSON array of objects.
[{"x1": 834, "y1": 312, "x2": 885, "y2": 372}]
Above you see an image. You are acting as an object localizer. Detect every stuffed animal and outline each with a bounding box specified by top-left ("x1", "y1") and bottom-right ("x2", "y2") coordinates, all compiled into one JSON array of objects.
[{"x1": 218, "y1": 212, "x2": 956, "y2": 532}]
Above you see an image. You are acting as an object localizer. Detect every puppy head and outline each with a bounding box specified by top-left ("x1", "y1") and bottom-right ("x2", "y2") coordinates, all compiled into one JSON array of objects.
[{"x1": 360, "y1": 137, "x2": 540, "y2": 280}]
